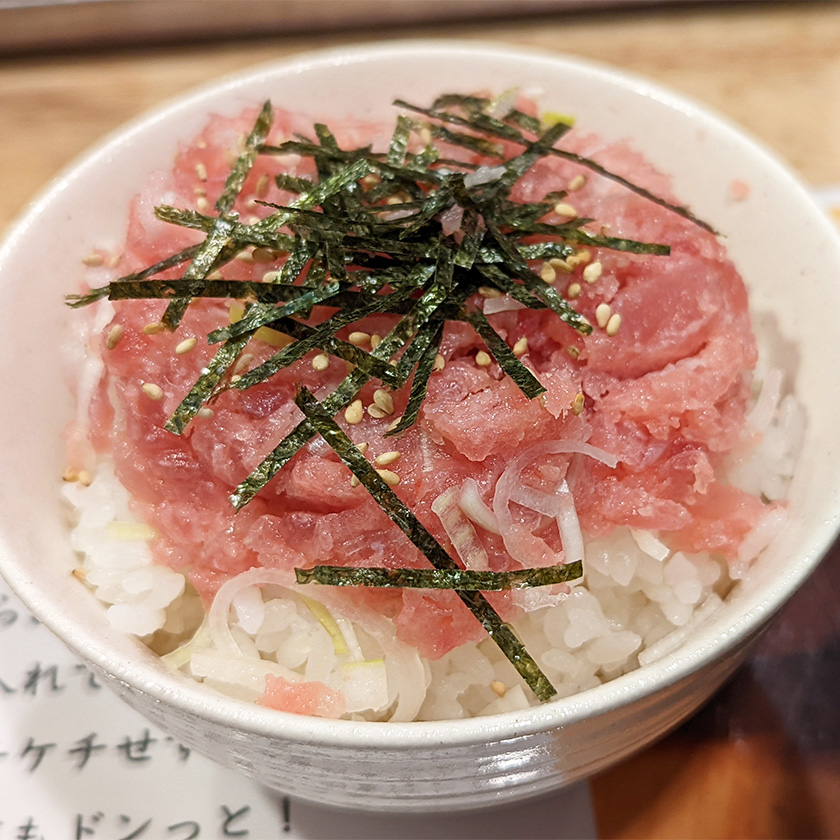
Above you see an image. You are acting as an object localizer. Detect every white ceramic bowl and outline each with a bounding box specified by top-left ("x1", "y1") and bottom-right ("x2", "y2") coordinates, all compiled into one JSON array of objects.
[{"x1": 1, "y1": 41, "x2": 839, "y2": 813}]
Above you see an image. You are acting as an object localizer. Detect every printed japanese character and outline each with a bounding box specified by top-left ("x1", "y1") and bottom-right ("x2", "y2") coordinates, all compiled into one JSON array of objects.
[
  {"x1": 20, "y1": 737, "x2": 56, "y2": 772},
  {"x1": 22, "y1": 663, "x2": 64, "y2": 696},
  {"x1": 116, "y1": 728, "x2": 157, "y2": 763},
  {"x1": 167, "y1": 821, "x2": 200, "y2": 840},
  {"x1": 220, "y1": 806, "x2": 250, "y2": 837},
  {"x1": 0, "y1": 675, "x2": 16, "y2": 694},
  {"x1": 14, "y1": 817, "x2": 44, "y2": 840},
  {"x1": 73, "y1": 664, "x2": 103, "y2": 691},
  {"x1": 164, "y1": 736, "x2": 191, "y2": 762},
  {"x1": 0, "y1": 593, "x2": 18, "y2": 629},
  {"x1": 68, "y1": 732, "x2": 107, "y2": 770},
  {"x1": 74, "y1": 812, "x2": 103, "y2": 839},
  {"x1": 116, "y1": 815, "x2": 153, "y2": 840}
]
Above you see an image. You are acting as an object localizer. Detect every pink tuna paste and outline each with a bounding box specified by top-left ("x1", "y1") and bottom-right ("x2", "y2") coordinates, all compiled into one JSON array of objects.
[{"x1": 69, "y1": 102, "x2": 773, "y2": 677}]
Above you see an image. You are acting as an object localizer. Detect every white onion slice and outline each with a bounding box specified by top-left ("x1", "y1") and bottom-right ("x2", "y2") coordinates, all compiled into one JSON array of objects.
[
  {"x1": 432, "y1": 486, "x2": 490, "y2": 570},
  {"x1": 458, "y1": 477, "x2": 501, "y2": 535}
]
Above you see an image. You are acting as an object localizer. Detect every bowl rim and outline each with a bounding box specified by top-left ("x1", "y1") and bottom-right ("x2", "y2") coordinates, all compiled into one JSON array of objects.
[{"x1": 2, "y1": 37, "x2": 839, "y2": 748}]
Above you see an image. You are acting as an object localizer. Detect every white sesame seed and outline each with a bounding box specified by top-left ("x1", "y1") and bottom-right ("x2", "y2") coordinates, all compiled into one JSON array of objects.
[
  {"x1": 549, "y1": 257, "x2": 573, "y2": 274},
  {"x1": 81, "y1": 252, "x2": 104, "y2": 267},
  {"x1": 376, "y1": 469, "x2": 400, "y2": 486},
  {"x1": 567, "y1": 282, "x2": 582, "y2": 299},
  {"x1": 348, "y1": 331, "x2": 370, "y2": 347},
  {"x1": 62, "y1": 466, "x2": 78, "y2": 482},
  {"x1": 375, "y1": 451, "x2": 401, "y2": 466},
  {"x1": 583, "y1": 261, "x2": 603, "y2": 284},
  {"x1": 195, "y1": 162, "x2": 208, "y2": 181},
  {"x1": 553, "y1": 202, "x2": 577, "y2": 219},
  {"x1": 350, "y1": 475, "x2": 361, "y2": 487},
  {"x1": 252, "y1": 247, "x2": 275, "y2": 264},
  {"x1": 193, "y1": 186, "x2": 207, "y2": 197},
  {"x1": 345, "y1": 399, "x2": 364, "y2": 425},
  {"x1": 513, "y1": 337, "x2": 528, "y2": 357},
  {"x1": 356, "y1": 441, "x2": 369, "y2": 454},
  {"x1": 568, "y1": 174, "x2": 587, "y2": 191},
  {"x1": 540, "y1": 263, "x2": 557, "y2": 284},
  {"x1": 478, "y1": 285, "x2": 503, "y2": 298},
  {"x1": 233, "y1": 353, "x2": 254, "y2": 375},
  {"x1": 77, "y1": 469, "x2": 92, "y2": 487},
  {"x1": 572, "y1": 392, "x2": 585, "y2": 415},
  {"x1": 367, "y1": 404, "x2": 387, "y2": 419},
  {"x1": 141, "y1": 382, "x2": 163, "y2": 401},
  {"x1": 207, "y1": 269, "x2": 224, "y2": 281},
  {"x1": 567, "y1": 346, "x2": 581, "y2": 359},
  {"x1": 595, "y1": 303, "x2": 612, "y2": 329},
  {"x1": 606, "y1": 312, "x2": 622, "y2": 336},
  {"x1": 262, "y1": 270, "x2": 281, "y2": 283},
  {"x1": 106, "y1": 324, "x2": 124, "y2": 350},
  {"x1": 490, "y1": 680, "x2": 507, "y2": 697},
  {"x1": 311, "y1": 353, "x2": 330, "y2": 371},
  {"x1": 373, "y1": 389, "x2": 395, "y2": 415},
  {"x1": 475, "y1": 351, "x2": 492, "y2": 367},
  {"x1": 387, "y1": 416, "x2": 403, "y2": 432},
  {"x1": 175, "y1": 336, "x2": 198, "y2": 355},
  {"x1": 235, "y1": 250, "x2": 254, "y2": 264},
  {"x1": 420, "y1": 126, "x2": 433, "y2": 146},
  {"x1": 370, "y1": 334, "x2": 382, "y2": 350},
  {"x1": 198, "y1": 407, "x2": 214, "y2": 419},
  {"x1": 433, "y1": 354, "x2": 446, "y2": 371},
  {"x1": 142, "y1": 322, "x2": 165, "y2": 335}
]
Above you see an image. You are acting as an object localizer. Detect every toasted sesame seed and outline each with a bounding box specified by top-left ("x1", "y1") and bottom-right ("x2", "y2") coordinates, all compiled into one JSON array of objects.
[
  {"x1": 196, "y1": 196, "x2": 209, "y2": 213},
  {"x1": 230, "y1": 374, "x2": 242, "y2": 384},
  {"x1": 376, "y1": 469, "x2": 400, "y2": 486},
  {"x1": 193, "y1": 185, "x2": 207, "y2": 197},
  {"x1": 207, "y1": 269, "x2": 224, "y2": 281},
  {"x1": 387, "y1": 415, "x2": 403, "y2": 432},
  {"x1": 375, "y1": 450, "x2": 401, "y2": 466},
  {"x1": 595, "y1": 303, "x2": 612, "y2": 329},
  {"x1": 373, "y1": 389, "x2": 395, "y2": 415},
  {"x1": 311, "y1": 353, "x2": 330, "y2": 371},
  {"x1": 107, "y1": 253, "x2": 122, "y2": 268},
  {"x1": 549, "y1": 257, "x2": 573, "y2": 274},
  {"x1": 262, "y1": 270, "x2": 281, "y2": 283},
  {"x1": 553, "y1": 202, "x2": 577, "y2": 219},
  {"x1": 567, "y1": 346, "x2": 581, "y2": 359},
  {"x1": 235, "y1": 250, "x2": 254, "y2": 264},
  {"x1": 367, "y1": 404, "x2": 387, "y2": 419},
  {"x1": 77, "y1": 469, "x2": 93, "y2": 487},
  {"x1": 142, "y1": 321, "x2": 165, "y2": 335},
  {"x1": 567, "y1": 282, "x2": 582, "y2": 299},
  {"x1": 141, "y1": 382, "x2": 163, "y2": 401},
  {"x1": 345, "y1": 399, "x2": 364, "y2": 425},
  {"x1": 433, "y1": 354, "x2": 446, "y2": 371},
  {"x1": 62, "y1": 465, "x2": 78, "y2": 482},
  {"x1": 195, "y1": 162, "x2": 208, "y2": 181},
  {"x1": 350, "y1": 475, "x2": 361, "y2": 487},
  {"x1": 197, "y1": 407, "x2": 214, "y2": 419},
  {"x1": 256, "y1": 173, "x2": 270, "y2": 198},
  {"x1": 106, "y1": 324, "x2": 124, "y2": 349},
  {"x1": 370, "y1": 334, "x2": 382, "y2": 350},
  {"x1": 361, "y1": 173, "x2": 380, "y2": 187},
  {"x1": 568, "y1": 174, "x2": 587, "y2": 191},
  {"x1": 252, "y1": 247, "x2": 276, "y2": 264},
  {"x1": 175, "y1": 336, "x2": 198, "y2": 355},
  {"x1": 356, "y1": 441, "x2": 369, "y2": 454},
  {"x1": 583, "y1": 261, "x2": 603, "y2": 284},
  {"x1": 475, "y1": 351, "x2": 492, "y2": 367},
  {"x1": 72, "y1": 567, "x2": 87, "y2": 581},
  {"x1": 513, "y1": 336, "x2": 528, "y2": 357},
  {"x1": 348, "y1": 331, "x2": 370, "y2": 347},
  {"x1": 490, "y1": 680, "x2": 507, "y2": 697},
  {"x1": 233, "y1": 353, "x2": 254, "y2": 375},
  {"x1": 540, "y1": 263, "x2": 557, "y2": 284},
  {"x1": 606, "y1": 312, "x2": 622, "y2": 336},
  {"x1": 420, "y1": 126, "x2": 433, "y2": 146},
  {"x1": 478, "y1": 285, "x2": 503, "y2": 298},
  {"x1": 386, "y1": 195, "x2": 404, "y2": 205},
  {"x1": 81, "y1": 252, "x2": 104, "y2": 267},
  {"x1": 572, "y1": 392, "x2": 585, "y2": 415}
]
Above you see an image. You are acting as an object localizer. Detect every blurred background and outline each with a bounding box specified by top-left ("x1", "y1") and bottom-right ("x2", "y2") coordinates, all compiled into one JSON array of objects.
[{"x1": 1, "y1": 2, "x2": 838, "y2": 838}]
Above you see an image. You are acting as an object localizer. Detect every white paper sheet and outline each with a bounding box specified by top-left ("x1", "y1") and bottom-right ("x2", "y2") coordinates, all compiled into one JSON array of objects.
[{"x1": 0, "y1": 578, "x2": 598, "y2": 840}]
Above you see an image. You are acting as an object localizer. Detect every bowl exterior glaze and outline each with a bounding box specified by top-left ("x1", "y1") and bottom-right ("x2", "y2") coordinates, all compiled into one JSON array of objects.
[{"x1": 2, "y1": 41, "x2": 839, "y2": 811}]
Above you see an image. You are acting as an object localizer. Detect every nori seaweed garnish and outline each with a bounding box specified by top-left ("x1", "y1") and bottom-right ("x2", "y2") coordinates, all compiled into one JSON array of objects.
[{"x1": 68, "y1": 91, "x2": 711, "y2": 703}]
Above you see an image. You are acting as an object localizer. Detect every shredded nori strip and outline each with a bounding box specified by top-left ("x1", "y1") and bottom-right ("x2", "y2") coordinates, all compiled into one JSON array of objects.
[
  {"x1": 67, "y1": 92, "x2": 716, "y2": 704},
  {"x1": 293, "y1": 385, "x2": 558, "y2": 702},
  {"x1": 295, "y1": 561, "x2": 582, "y2": 590}
]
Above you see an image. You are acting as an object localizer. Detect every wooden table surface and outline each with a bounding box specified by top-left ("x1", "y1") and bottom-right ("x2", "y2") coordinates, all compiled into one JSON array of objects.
[{"x1": 2, "y1": 2, "x2": 839, "y2": 837}]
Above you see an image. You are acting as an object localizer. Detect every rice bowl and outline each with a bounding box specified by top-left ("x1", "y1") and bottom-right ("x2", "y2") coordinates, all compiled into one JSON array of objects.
[{"x1": 1, "y1": 41, "x2": 839, "y2": 811}]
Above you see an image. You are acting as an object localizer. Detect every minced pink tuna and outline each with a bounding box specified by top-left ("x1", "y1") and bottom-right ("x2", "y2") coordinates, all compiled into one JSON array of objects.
[{"x1": 66, "y1": 97, "x2": 785, "y2": 717}]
